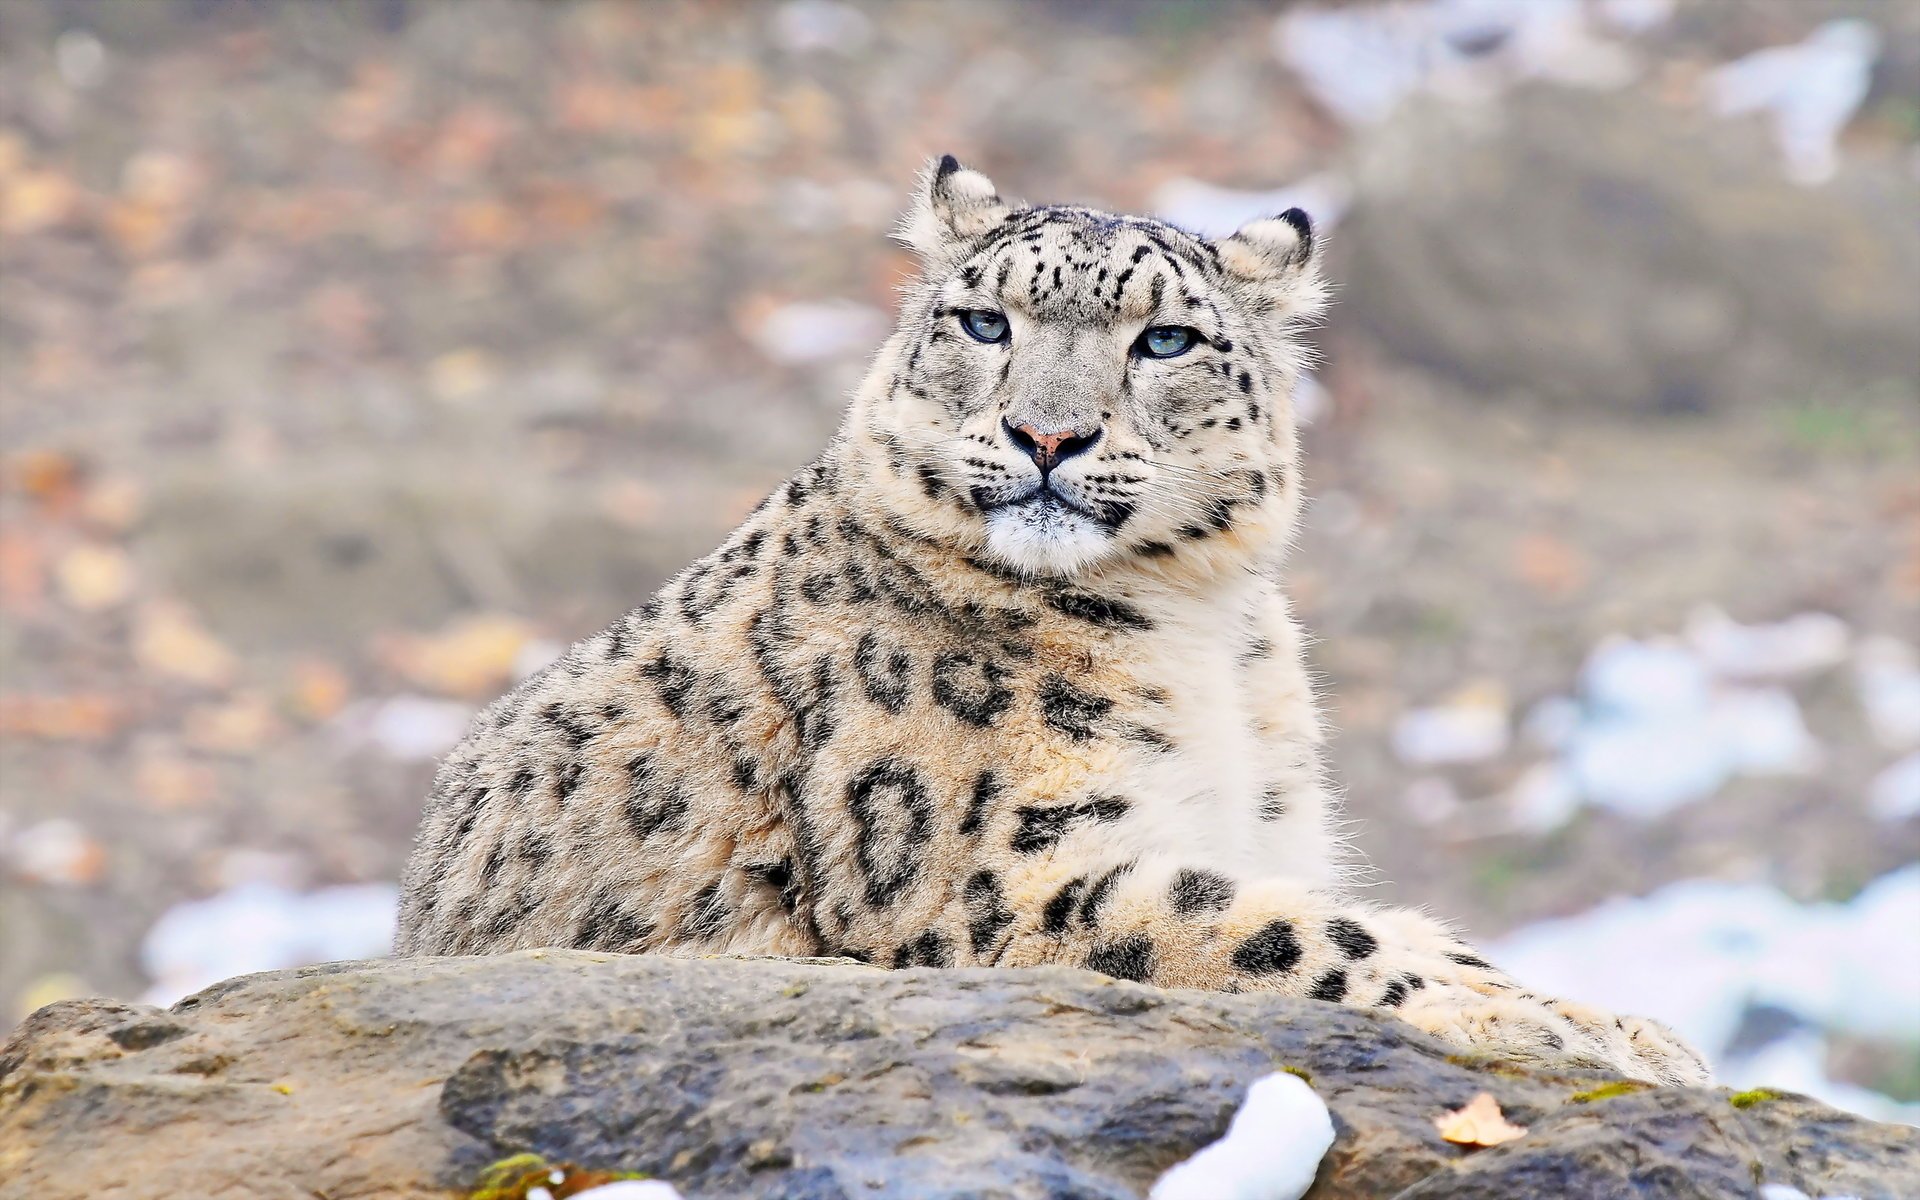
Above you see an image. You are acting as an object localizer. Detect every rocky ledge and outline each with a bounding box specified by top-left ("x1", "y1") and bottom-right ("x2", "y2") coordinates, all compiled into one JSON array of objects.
[{"x1": 2, "y1": 951, "x2": 1914, "y2": 1199}]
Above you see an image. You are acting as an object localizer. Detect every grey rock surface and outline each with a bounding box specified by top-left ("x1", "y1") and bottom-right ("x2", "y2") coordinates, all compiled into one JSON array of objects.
[
  {"x1": 1335, "y1": 88, "x2": 1920, "y2": 414},
  {"x1": 4, "y1": 951, "x2": 1918, "y2": 1198}
]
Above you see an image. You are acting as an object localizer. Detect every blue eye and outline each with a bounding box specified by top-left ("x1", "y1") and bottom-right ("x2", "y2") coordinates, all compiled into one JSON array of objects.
[
  {"x1": 1136, "y1": 325, "x2": 1196, "y2": 358},
  {"x1": 959, "y1": 309, "x2": 1009, "y2": 344}
]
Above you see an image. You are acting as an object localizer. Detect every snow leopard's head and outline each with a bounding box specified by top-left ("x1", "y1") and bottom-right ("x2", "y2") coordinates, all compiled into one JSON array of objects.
[{"x1": 850, "y1": 157, "x2": 1326, "y2": 580}]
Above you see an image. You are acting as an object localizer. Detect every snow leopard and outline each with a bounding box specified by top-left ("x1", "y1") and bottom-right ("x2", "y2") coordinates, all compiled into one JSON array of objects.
[{"x1": 395, "y1": 157, "x2": 1710, "y2": 1087}]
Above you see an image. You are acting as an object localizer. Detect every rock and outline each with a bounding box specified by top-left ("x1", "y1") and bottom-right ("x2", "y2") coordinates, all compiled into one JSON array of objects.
[
  {"x1": 2, "y1": 951, "x2": 1915, "y2": 1199},
  {"x1": 1333, "y1": 87, "x2": 1920, "y2": 414}
]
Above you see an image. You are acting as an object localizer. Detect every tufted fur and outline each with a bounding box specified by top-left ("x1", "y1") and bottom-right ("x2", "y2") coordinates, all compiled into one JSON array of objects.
[{"x1": 395, "y1": 160, "x2": 1708, "y2": 1086}]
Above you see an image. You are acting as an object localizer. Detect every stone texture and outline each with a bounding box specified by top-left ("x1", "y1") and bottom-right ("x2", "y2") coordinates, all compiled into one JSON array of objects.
[{"x1": 1, "y1": 951, "x2": 1915, "y2": 1199}]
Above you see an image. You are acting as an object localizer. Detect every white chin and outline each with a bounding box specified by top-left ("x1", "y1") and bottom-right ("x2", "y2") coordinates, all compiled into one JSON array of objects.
[{"x1": 983, "y1": 498, "x2": 1115, "y2": 576}]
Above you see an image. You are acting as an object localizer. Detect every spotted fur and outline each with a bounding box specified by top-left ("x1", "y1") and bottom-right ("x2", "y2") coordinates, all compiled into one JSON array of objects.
[{"x1": 395, "y1": 159, "x2": 1709, "y2": 1087}]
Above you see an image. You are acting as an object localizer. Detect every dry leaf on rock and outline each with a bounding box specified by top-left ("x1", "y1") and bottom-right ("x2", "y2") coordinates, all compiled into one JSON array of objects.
[{"x1": 1435, "y1": 1092, "x2": 1527, "y2": 1148}]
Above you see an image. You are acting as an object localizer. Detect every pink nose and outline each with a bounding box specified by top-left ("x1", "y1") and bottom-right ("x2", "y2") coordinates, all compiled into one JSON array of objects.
[{"x1": 1006, "y1": 420, "x2": 1101, "y2": 471}]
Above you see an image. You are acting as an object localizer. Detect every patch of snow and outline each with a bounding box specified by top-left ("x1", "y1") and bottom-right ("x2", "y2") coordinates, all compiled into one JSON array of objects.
[
  {"x1": 1596, "y1": 0, "x2": 1673, "y2": 35},
  {"x1": 1855, "y1": 636, "x2": 1920, "y2": 751},
  {"x1": 1521, "y1": 694, "x2": 1582, "y2": 751},
  {"x1": 1507, "y1": 762, "x2": 1581, "y2": 834},
  {"x1": 770, "y1": 0, "x2": 873, "y2": 55},
  {"x1": 1563, "y1": 637, "x2": 1820, "y2": 818},
  {"x1": 1149, "y1": 174, "x2": 1352, "y2": 239},
  {"x1": 139, "y1": 881, "x2": 400, "y2": 1006},
  {"x1": 1707, "y1": 19, "x2": 1880, "y2": 185},
  {"x1": 1685, "y1": 606, "x2": 1849, "y2": 681},
  {"x1": 1272, "y1": 0, "x2": 1636, "y2": 128},
  {"x1": 1491, "y1": 866, "x2": 1920, "y2": 1124},
  {"x1": 5, "y1": 817, "x2": 102, "y2": 885},
  {"x1": 566, "y1": 1183, "x2": 686, "y2": 1200},
  {"x1": 1391, "y1": 682, "x2": 1511, "y2": 766},
  {"x1": 1150, "y1": 1071, "x2": 1334, "y2": 1200},
  {"x1": 339, "y1": 695, "x2": 474, "y2": 762},
  {"x1": 749, "y1": 300, "x2": 887, "y2": 365},
  {"x1": 1868, "y1": 753, "x2": 1920, "y2": 822}
]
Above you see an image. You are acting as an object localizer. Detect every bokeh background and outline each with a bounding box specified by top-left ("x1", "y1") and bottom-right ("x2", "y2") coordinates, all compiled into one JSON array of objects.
[{"x1": 2, "y1": 0, "x2": 1916, "y2": 1120}]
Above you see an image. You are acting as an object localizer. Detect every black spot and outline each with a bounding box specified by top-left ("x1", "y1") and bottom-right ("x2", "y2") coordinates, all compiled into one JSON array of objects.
[
  {"x1": 1122, "y1": 723, "x2": 1175, "y2": 753},
  {"x1": 744, "y1": 858, "x2": 798, "y2": 912},
  {"x1": 1040, "y1": 675, "x2": 1113, "y2": 740},
  {"x1": 964, "y1": 871, "x2": 1015, "y2": 954},
  {"x1": 1042, "y1": 876, "x2": 1089, "y2": 935},
  {"x1": 577, "y1": 894, "x2": 654, "y2": 952},
  {"x1": 680, "y1": 881, "x2": 731, "y2": 942},
  {"x1": 554, "y1": 759, "x2": 586, "y2": 803},
  {"x1": 731, "y1": 755, "x2": 760, "y2": 792},
  {"x1": 931, "y1": 651, "x2": 1015, "y2": 727},
  {"x1": 1169, "y1": 869, "x2": 1235, "y2": 916},
  {"x1": 1046, "y1": 590, "x2": 1153, "y2": 631},
  {"x1": 1085, "y1": 934, "x2": 1156, "y2": 983},
  {"x1": 958, "y1": 770, "x2": 999, "y2": 837},
  {"x1": 542, "y1": 703, "x2": 596, "y2": 749},
  {"x1": 623, "y1": 755, "x2": 689, "y2": 840},
  {"x1": 854, "y1": 630, "x2": 913, "y2": 713},
  {"x1": 1327, "y1": 918, "x2": 1378, "y2": 961},
  {"x1": 846, "y1": 758, "x2": 934, "y2": 908},
  {"x1": 1136, "y1": 541, "x2": 1176, "y2": 559},
  {"x1": 892, "y1": 929, "x2": 953, "y2": 968},
  {"x1": 479, "y1": 836, "x2": 507, "y2": 887},
  {"x1": 1307, "y1": 969, "x2": 1347, "y2": 1002},
  {"x1": 1257, "y1": 789, "x2": 1288, "y2": 821},
  {"x1": 1230, "y1": 919, "x2": 1303, "y2": 976},
  {"x1": 799, "y1": 572, "x2": 837, "y2": 603},
  {"x1": 1378, "y1": 976, "x2": 1418, "y2": 1008},
  {"x1": 639, "y1": 651, "x2": 697, "y2": 719},
  {"x1": 1447, "y1": 952, "x2": 1495, "y2": 971},
  {"x1": 1079, "y1": 862, "x2": 1132, "y2": 927},
  {"x1": 1010, "y1": 795, "x2": 1131, "y2": 854}
]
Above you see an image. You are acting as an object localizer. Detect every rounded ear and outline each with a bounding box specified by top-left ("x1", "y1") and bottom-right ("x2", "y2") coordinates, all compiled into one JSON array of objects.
[
  {"x1": 1210, "y1": 208, "x2": 1326, "y2": 316},
  {"x1": 1213, "y1": 207, "x2": 1317, "y2": 280},
  {"x1": 894, "y1": 155, "x2": 1013, "y2": 265}
]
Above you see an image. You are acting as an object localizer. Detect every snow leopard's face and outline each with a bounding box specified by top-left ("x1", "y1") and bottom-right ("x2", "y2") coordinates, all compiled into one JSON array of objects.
[{"x1": 854, "y1": 159, "x2": 1326, "y2": 579}]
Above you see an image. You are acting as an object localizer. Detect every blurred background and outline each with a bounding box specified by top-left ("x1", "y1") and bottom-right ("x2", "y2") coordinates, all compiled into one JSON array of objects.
[{"x1": 1, "y1": 0, "x2": 1916, "y2": 1120}]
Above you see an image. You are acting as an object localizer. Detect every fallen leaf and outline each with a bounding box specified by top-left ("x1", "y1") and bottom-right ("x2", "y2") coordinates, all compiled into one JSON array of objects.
[
  {"x1": 1435, "y1": 1092, "x2": 1527, "y2": 1147},
  {"x1": 134, "y1": 602, "x2": 238, "y2": 688},
  {"x1": 0, "y1": 529, "x2": 47, "y2": 612},
  {"x1": 381, "y1": 613, "x2": 534, "y2": 698},
  {"x1": 134, "y1": 753, "x2": 219, "y2": 811},
  {"x1": 183, "y1": 693, "x2": 280, "y2": 753},
  {"x1": 428, "y1": 348, "x2": 495, "y2": 401},
  {"x1": 55, "y1": 543, "x2": 134, "y2": 611},
  {"x1": 287, "y1": 657, "x2": 351, "y2": 721},
  {"x1": 7, "y1": 448, "x2": 83, "y2": 516},
  {"x1": 78, "y1": 474, "x2": 145, "y2": 532},
  {"x1": 1512, "y1": 532, "x2": 1588, "y2": 598},
  {"x1": 0, "y1": 693, "x2": 121, "y2": 740}
]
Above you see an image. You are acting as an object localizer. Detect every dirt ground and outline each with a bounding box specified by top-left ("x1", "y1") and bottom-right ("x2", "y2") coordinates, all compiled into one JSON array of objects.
[{"x1": 2, "y1": 0, "x2": 1916, "y2": 1096}]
